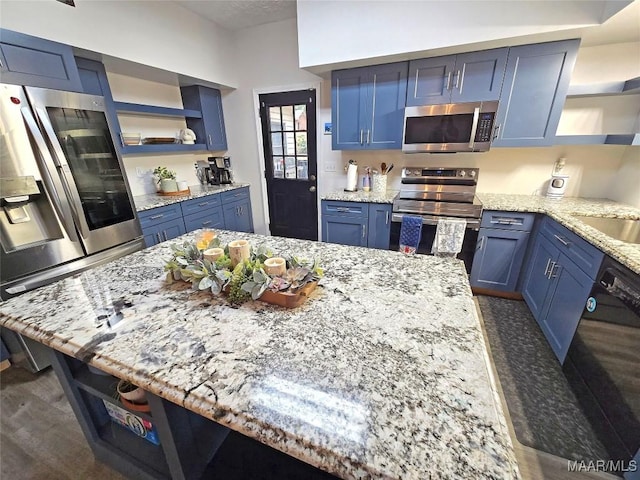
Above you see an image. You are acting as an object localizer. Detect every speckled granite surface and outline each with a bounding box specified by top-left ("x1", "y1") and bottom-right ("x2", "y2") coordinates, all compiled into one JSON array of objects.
[
  {"x1": 134, "y1": 183, "x2": 250, "y2": 212},
  {"x1": 0, "y1": 231, "x2": 519, "y2": 480},
  {"x1": 322, "y1": 190, "x2": 399, "y2": 204},
  {"x1": 477, "y1": 193, "x2": 640, "y2": 275}
]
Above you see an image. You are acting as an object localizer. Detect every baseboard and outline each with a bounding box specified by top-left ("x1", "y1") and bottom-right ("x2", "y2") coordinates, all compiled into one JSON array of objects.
[{"x1": 472, "y1": 287, "x2": 523, "y2": 300}]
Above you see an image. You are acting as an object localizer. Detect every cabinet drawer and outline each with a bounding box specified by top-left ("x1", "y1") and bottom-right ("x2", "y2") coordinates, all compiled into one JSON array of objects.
[
  {"x1": 184, "y1": 208, "x2": 224, "y2": 232},
  {"x1": 480, "y1": 211, "x2": 535, "y2": 231},
  {"x1": 540, "y1": 217, "x2": 604, "y2": 278},
  {"x1": 138, "y1": 204, "x2": 183, "y2": 229},
  {"x1": 180, "y1": 194, "x2": 221, "y2": 216},
  {"x1": 321, "y1": 201, "x2": 368, "y2": 218},
  {"x1": 220, "y1": 187, "x2": 249, "y2": 204}
]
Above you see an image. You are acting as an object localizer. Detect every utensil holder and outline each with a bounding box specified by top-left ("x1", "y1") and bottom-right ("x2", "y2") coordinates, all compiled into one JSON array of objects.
[{"x1": 372, "y1": 174, "x2": 387, "y2": 193}]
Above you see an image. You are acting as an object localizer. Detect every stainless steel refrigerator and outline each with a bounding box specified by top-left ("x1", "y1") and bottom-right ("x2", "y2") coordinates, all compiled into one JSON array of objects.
[{"x1": 0, "y1": 83, "x2": 144, "y2": 371}]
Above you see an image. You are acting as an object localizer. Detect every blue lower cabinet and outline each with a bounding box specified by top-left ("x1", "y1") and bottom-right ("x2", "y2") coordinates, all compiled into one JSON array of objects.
[
  {"x1": 367, "y1": 203, "x2": 391, "y2": 249},
  {"x1": 470, "y1": 228, "x2": 530, "y2": 292},
  {"x1": 184, "y1": 208, "x2": 224, "y2": 232},
  {"x1": 322, "y1": 215, "x2": 368, "y2": 247},
  {"x1": 522, "y1": 234, "x2": 558, "y2": 321},
  {"x1": 222, "y1": 199, "x2": 253, "y2": 233},
  {"x1": 142, "y1": 219, "x2": 186, "y2": 247}
]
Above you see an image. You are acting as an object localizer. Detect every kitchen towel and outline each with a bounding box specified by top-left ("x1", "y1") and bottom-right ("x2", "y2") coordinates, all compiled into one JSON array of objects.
[
  {"x1": 431, "y1": 218, "x2": 467, "y2": 256},
  {"x1": 399, "y1": 215, "x2": 423, "y2": 254}
]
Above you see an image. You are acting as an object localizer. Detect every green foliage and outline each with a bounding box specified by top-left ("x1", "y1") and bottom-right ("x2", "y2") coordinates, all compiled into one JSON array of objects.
[{"x1": 153, "y1": 166, "x2": 176, "y2": 180}]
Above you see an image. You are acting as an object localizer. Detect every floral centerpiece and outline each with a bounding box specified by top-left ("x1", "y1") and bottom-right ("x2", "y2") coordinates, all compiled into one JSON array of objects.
[{"x1": 163, "y1": 236, "x2": 323, "y2": 306}]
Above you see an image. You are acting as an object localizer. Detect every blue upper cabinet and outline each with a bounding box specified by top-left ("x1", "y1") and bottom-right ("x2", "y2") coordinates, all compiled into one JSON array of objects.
[
  {"x1": 493, "y1": 39, "x2": 580, "y2": 147},
  {"x1": 406, "y1": 48, "x2": 507, "y2": 106},
  {"x1": 332, "y1": 62, "x2": 408, "y2": 150},
  {"x1": 181, "y1": 85, "x2": 228, "y2": 151},
  {"x1": 0, "y1": 29, "x2": 82, "y2": 92}
]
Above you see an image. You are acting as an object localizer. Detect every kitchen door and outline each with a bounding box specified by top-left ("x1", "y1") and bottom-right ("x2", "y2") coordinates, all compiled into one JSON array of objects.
[{"x1": 259, "y1": 90, "x2": 318, "y2": 240}]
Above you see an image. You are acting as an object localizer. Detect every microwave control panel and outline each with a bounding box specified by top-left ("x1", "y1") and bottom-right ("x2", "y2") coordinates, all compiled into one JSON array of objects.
[{"x1": 475, "y1": 113, "x2": 495, "y2": 142}]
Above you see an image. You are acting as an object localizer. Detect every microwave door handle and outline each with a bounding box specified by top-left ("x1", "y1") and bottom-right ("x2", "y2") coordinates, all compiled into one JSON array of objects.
[
  {"x1": 34, "y1": 107, "x2": 89, "y2": 239},
  {"x1": 469, "y1": 107, "x2": 480, "y2": 149},
  {"x1": 20, "y1": 107, "x2": 79, "y2": 242}
]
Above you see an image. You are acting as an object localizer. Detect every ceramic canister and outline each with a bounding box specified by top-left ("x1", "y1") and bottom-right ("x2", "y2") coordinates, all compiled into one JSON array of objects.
[{"x1": 546, "y1": 174, "x2": 570, "y2": 198}]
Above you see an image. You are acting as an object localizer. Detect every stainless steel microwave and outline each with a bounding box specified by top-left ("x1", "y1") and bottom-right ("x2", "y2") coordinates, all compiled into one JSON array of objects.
[{"x1": 402, "y1": 101, "x2": 499, "y2": 153}]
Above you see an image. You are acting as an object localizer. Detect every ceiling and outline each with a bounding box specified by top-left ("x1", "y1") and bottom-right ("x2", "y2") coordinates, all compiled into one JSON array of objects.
[
  {"x1": 175, "y1": 0, "x2": 639, "y2": 48},
  {"x1": 177, "y1": 0, "x2": 296, "y2": 31}
]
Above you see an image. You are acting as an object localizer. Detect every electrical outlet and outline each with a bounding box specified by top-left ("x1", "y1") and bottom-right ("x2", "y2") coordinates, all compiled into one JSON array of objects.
[
  {"x1": 136, "y1": 167, "x2": 146, "y2": 178},
  {"x1": 324, "y1": 162, "x2": 337, "y2": 172}
]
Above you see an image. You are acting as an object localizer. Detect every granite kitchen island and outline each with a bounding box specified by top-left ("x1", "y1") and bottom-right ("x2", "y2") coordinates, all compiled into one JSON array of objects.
[{"x1": 0, "y1": 230, "x2": 520, "y2": 480}]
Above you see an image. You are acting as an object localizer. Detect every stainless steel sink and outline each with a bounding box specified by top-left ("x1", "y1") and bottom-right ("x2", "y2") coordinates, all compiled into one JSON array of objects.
[{"x1": 573, "y1": 215, "x2": 640, "y2": 244}]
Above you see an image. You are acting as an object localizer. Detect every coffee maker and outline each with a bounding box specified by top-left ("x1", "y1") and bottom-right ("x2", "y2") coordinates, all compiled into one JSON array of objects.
[{"x1": 208, "y1": 156, "x2": 232, "y2": 185}]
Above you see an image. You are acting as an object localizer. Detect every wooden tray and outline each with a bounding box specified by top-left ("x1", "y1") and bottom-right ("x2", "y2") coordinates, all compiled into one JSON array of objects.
[
  {"x1": 259, "y1": 281, "x2": 317, "y2": 308},
  {"x1": 158, "y1": 188, "x2": 190, "y2": 196},
  {"x1": 143, "y1": 137, "x2": 176, "y2": 144}
]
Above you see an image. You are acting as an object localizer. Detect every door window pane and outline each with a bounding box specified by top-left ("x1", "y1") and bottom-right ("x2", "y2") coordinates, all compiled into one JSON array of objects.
[
  {"x1": 295, "y1": 105, "x2": 307, "y2": 130},
  {"x1": 271, "y1": 132, "x2": 283, "y2": 155},
  {"x1": 297, "y1": 156, "x2": 308, "y2": 180},
  {"x1": 269, "y1": 107, "x2": 282, "y2": 131},
  {"x1": 285, "y1": 157, "x2": 296, "y2": 179},
  {"x1": 281, "y1": 106, "x2": 294, "y2": 130},
  {"x1": 283, "y1": 132, "x2": 296, "y2": 155},
  {"x1": 295, "y1": 132, "x2": 307, "y2": 155},
  {"x1": 273, "y1": 157, "x2": 284, "y2": 178}
]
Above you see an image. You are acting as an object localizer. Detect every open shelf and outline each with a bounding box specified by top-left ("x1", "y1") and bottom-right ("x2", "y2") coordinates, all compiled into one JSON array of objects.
[
  {"x1": 114, "y1": 101, "x2": 202, "y2": 118},
  {"x1": 554, "y1": 134, "x2": 640, "y2": 146},
  {"x1": 566, "y1": 76, "x2": 640, "y2": 97},
  {"x1": 120, "y1": 143, "x2": 207, "y2": 155}
]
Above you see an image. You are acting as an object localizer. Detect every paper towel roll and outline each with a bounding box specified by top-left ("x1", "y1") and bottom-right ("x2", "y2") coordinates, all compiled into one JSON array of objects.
[{"x1": 346, "y1": 164, "x2": 358, "y2": 191}]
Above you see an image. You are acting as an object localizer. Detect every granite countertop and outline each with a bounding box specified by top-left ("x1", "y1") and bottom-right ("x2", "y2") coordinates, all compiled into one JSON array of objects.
[
  {"x1": 477, "y1": 193, "x2": 640, "y2": 275},
  {"x1": 0, "y1": 231, "x2": 519, "y2": 480},
  {"x1": 322, "y1": 190, "x2": 399, "y2": 204},
  {"x1": 134, "y1": 183, "x2": 250, "y2": 212}
]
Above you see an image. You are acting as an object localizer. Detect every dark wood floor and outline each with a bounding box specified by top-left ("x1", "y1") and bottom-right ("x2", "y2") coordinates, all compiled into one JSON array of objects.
[{"x1": 1, "y1": 366, "x2": 126, "y2": 480}]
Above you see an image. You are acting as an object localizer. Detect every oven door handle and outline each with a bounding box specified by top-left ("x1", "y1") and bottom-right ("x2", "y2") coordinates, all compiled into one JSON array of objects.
[
  {"x1": 469, "y1": 107, "x2": 480, "y2": 149},
  {"x1": 392, "y1": 213, "x2": 480, "y2": 228}
]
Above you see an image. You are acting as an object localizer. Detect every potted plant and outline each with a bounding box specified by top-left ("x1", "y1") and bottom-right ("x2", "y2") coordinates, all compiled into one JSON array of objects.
[{"x1": 153, "y1": 166, "x2": 177, "y2": 192}]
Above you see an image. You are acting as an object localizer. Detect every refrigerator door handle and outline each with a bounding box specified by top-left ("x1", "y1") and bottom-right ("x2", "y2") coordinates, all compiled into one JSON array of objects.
[
  {"x1": 20, "y1": 106, "x2": 79, "y2": 242},
  {"x1": 34, "y1": 107, "x2": 89, "y2": 239}
]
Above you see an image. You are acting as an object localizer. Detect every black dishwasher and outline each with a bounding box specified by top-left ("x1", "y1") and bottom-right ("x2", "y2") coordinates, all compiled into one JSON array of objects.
[{"x1": 563, "y1": 256, "x2": 640, "y2": 475}]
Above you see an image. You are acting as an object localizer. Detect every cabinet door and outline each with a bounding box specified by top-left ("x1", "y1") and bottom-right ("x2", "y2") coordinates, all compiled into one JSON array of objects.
[
  {"x1": 522, "y1": 234, "x2": 559, "y2": 322},
  {"x1": 541, "y1": 254, "x2": 593, "y2": 363},
  {"x1": 493, "y1": 39, "x2": 579, "y2": 147},
  {"x1": 452, "y1": 48, "x2": 508, "y2": 103},
  {"x1": 331, "y1": 67, "x2": 369, "y2": 150},
  {"x1": 406, "y1": 55, "x2": 456, "y2": 106},
  {"x1": 75, "y1": 58, "x2": 122, "y2": 149},
  {"x1": 142, "y1": 219, "x2": 186, "y2": 248},
  {"x1": 470, "y1": 228, "x2": 530, "y2": 292},
  {"x1": 222, "y1": 199, "x2": 254, "y2": 233},
  {"x1": 367, "y1": 204, "x2": 391, "y2": 249},
  {"x1": 367, "y1": 62, "x2": 408, "y2": 149},
  {"x1": 181, "y1": 85, "x2": 228, "y2": 151},
  {"x1": 0, "y1": 29, "x2": 82, "y2": 92},
  {"x1": 322, "y1": 215, "x2": 367, "y2": 247}
]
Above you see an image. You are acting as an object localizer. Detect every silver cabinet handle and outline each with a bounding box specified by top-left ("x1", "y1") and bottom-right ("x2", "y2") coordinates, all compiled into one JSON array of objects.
[
  {"x1": 492, "y1": 123, "x2": 501, "y2": 141},
  {"x1": 150, "y1": 214, "x2": 164, "y2": 220},
  {"x1": 549, "y1": 263, "x2": 559, "y2": 279},
  {"x1": 554, "y1": 234, "x2": 570, "y2": 246},
  {"x1": 362, "y1": 224, "x2": 366, "y2": 238},
  {"x1": 454, "y1": 70, "x2": 461, "y2": 89},
  {"x1": 336, "y1": 207, "x2": 350, "y2": 212},
  {"x1": 240, "y1": 206, "x2": 244, "y2": 215},
  {"x1": 162, "y1": 231, "x2": 168, "y2": 241},
  {"x1": 360, "y1": 129, "x2": 364, "y2": 145},
  {"x1": 469, "y1": 107, "x2": 480, "y2": 149},
  {"x1": 476, "y1": 236, "x2": 485, "y2": 252},
  {"x1": 156, "y1": 232, "x2": 162, "y2": 243},
  {"x1": 202, "y1": 220, "x2": 212, "y2": 226},
  {"x1": 385, "y1": 211, "x2": 389, "y2": 225},
  {"x1": 208, "y1": 134, "x2": 212, "y2": 145},
  {"x1": 547, "y1": 261, "x2": 557, "y2": 279},
  {"x1": 366, "y1": 129, "x2": 370, "y2": 144},
  {"x1": 544, "y1": 258, "x2": 552, "y2": 276},
  {"x1": 445, "y1": 71, "x2": 452, "y2": 91},
  {"x1": 198, "y1": 202, "x2": 210, "y2": 207}
]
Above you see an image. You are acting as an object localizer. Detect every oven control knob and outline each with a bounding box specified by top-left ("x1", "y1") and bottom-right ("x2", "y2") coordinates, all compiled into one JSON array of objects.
[
  {"x1": 460, "y1": 170, "x2": 466, "y2": 177},
  {"x1": 470, "y1": 170, "x2": 476, "y2": 178}
]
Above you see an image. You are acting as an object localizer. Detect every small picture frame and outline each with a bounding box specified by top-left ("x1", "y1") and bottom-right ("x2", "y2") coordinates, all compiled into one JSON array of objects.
[{"x1": 324, "y1": 123, "x2": 332, "y2": 135}]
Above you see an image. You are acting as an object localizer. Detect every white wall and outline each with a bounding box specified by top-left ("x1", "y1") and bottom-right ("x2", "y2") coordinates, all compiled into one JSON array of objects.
[
  {"x1": 0, "y1": 0, "x2": 237, "y2": 88},
  {"x1": 609, "y1": 147, "x2": 640, "y2": 207},
  {"x1": 296, "y1": 0, "x2": 626, "y2": 69},
  {"x1": 223, "y1": 18, "x2": 322, "y2": 234}
]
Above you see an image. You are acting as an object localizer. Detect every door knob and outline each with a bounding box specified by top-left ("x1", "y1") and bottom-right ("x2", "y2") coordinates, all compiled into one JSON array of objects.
[
  {"x1": 309, "y1": 186, "x2": 316, "y2": 192},
  {"x1": 310, "y1": 174, "x2": 316, "y2": 181}
]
